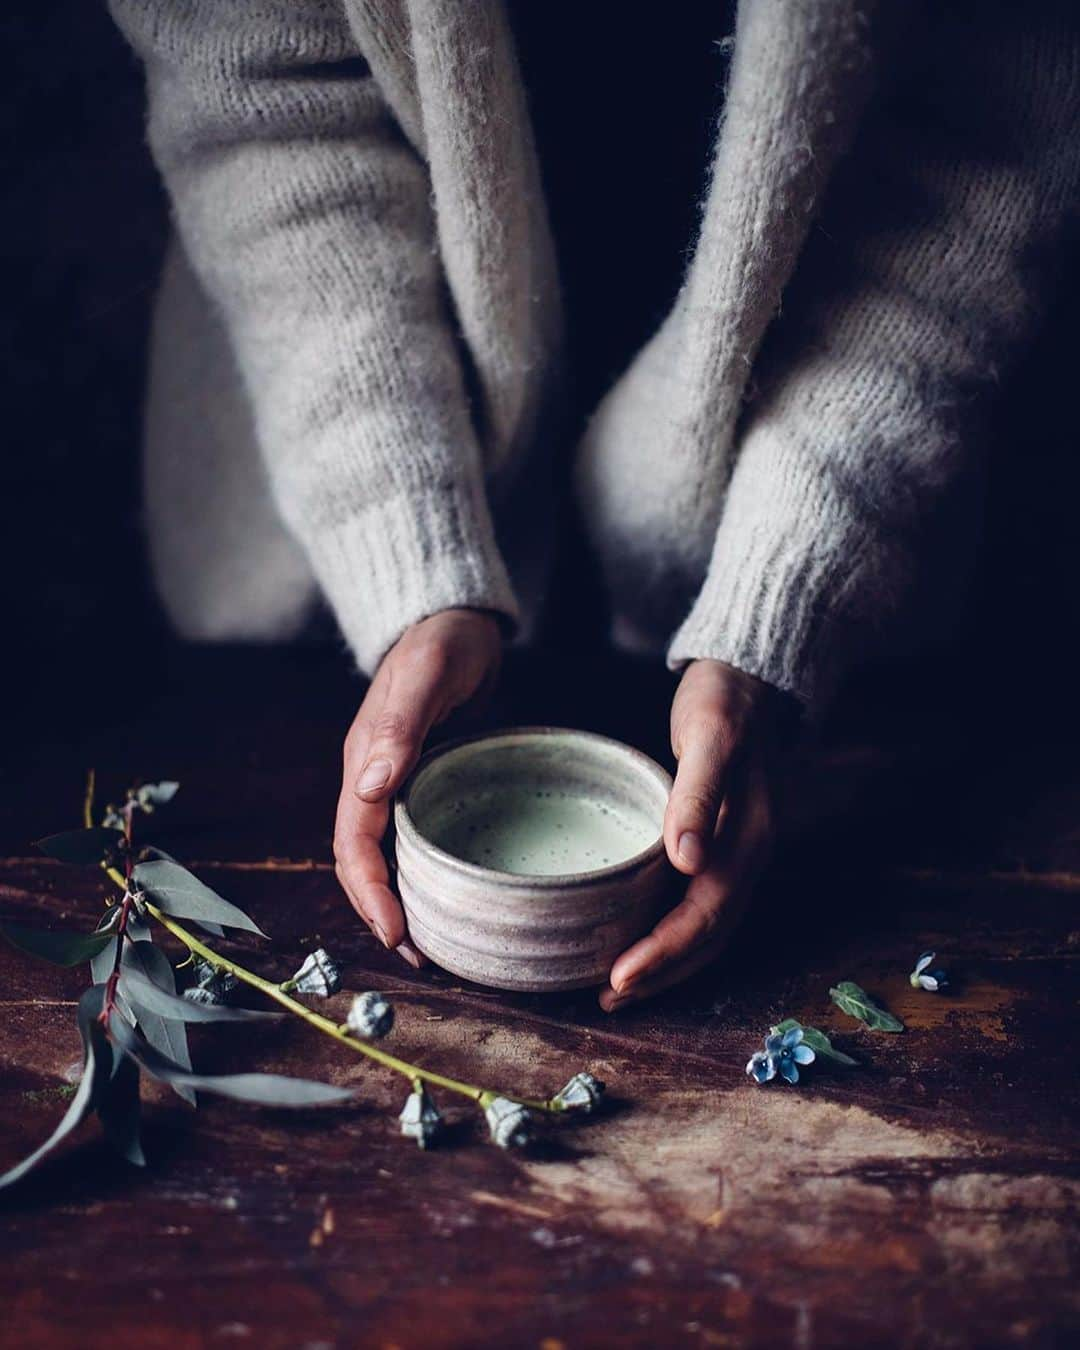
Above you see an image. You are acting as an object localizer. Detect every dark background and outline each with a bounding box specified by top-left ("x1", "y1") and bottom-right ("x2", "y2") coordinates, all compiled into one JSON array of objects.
[{"x1": 2, "y1": 2, "x2": 1077, "y2": 817}]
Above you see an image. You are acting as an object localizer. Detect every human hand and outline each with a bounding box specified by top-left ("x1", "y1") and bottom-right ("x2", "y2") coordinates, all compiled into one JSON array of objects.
[
  {"x1": 333, "y1": 608, "x2": 503, "y2": 964},
  {"x1": 600, "y1": 659, "x2": 782, "y2": 1011}
]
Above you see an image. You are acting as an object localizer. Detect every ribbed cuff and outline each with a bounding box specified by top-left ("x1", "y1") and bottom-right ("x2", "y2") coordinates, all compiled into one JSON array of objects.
[
  {"x1": 666, "y1": 436, "x2": 875, "y2": 716},
  {"x1": 298, "y1": 472, "x2": 520, "y2": 675}
]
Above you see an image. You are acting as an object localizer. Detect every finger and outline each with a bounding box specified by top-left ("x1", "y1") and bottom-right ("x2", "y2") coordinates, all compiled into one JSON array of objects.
[
  {"x1": 335, "y1": 645, "x2": 450, "y2": 949},
  {"x1": 337, "y1": 675, "x2": 405, "y2": 939},
  {"x1": 333, "y1": 788, "x2": 409, "y2": 947},
  {"x1": 333, "y1": 811, "x2": 426, "y2": 966},
  {"x1": 339, "y1": 665, "x2": 387, "y2": 811},
  {"x1": 665, "y1": 667, "x2": 751, "y2": 875},
  {"x1": 664, "y1": 721, "x2": 736, "y2": 875},
  {"x1": 599, "y1": 927, "x2": 732, "y2": 1012},
  {"x1": 605, "y1": 768, "x2": 772, "y2": 1006},
  {"x1": 607, "y1": 862, "x2": 745, "y2": 999},
  {"x1": 353, "y1": 648, "x2": 453, "y2": 804}
]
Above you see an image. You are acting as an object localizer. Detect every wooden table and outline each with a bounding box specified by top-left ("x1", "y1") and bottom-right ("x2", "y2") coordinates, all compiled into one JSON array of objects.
[{"x1": 1, "y1": 650, "x2": 1077, "y2": 1348}]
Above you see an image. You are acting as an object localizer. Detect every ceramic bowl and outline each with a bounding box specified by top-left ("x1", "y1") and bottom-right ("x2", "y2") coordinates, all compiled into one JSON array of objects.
[{"x1": 393, "y1": 727, "x2": 674, "y2": 992}]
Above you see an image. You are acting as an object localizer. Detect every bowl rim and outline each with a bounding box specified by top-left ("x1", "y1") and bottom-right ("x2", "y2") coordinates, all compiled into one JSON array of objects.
[{"x1": 394, "y1": 725, "x2": 673, "y2": 889}]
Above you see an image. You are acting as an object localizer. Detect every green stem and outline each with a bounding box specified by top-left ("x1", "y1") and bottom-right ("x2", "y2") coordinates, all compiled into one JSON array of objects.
[
  {"x1": 148, "y1": 902, "x2": 557, "y2": 1108},
  {"x1": 85, "y1": 771, "x2": 557, "y2": 1112}
]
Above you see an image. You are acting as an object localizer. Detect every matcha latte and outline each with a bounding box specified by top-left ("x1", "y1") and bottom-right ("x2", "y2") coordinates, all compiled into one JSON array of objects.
[{"x1": 423, "y1": 783, "x2": 658, "y2": 876}]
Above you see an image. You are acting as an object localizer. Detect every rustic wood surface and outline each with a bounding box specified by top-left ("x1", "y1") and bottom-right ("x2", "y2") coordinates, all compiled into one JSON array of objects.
[{"x1": 1, "y1": 650, "x2": 1077, "y2": 1349}]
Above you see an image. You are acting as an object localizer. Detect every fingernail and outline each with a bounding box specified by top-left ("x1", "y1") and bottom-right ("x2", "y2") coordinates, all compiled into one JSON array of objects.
[
  {"x1": 395, "y1": 940, "x2": 424, "y2": 969},
  {"x1": 677, "y1": 831, "x2": 706, "y2": 870},
  {"x1": 357, "y1": 758, "x2": 392, "y2": 797},
  {"x1": 601, "y1": 992, "x2": 630, "y2": 1014},
  {"x1": 371, "y1": 920, "x2": 390, "y2": 948}
]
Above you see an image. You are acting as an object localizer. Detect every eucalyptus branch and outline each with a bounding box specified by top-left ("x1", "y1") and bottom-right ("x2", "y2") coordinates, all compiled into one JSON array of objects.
[
  {"x1": 0, "y1": 773, "x2": 607, "y2": 1190},
  {"x1": 99, "y1": 801, "x2": 137, "y2": 1026},
  {"x1": 83, "y1": 772, "x2": 566, "y2": 1113},
  {"x1": 142, "y1": 899, "x2": 555, "y2": 1111}
]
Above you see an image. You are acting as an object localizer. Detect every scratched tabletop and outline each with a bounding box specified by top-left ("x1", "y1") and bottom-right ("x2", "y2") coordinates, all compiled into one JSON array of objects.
[{"x1": 1, "y1": 649, "x2": 1077, "y2": 1349}]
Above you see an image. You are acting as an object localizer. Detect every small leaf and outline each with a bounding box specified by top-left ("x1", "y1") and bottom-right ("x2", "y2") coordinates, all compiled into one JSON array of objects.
[
  {"x1": 109, "y1": 1015, "x2": 354, "y2": 1108},
  {"x1": 90, "y1": 938, "x2": 116, "y2": 986},
  {"x1": 770, "y1": 1018, "x2": 858, "y2": 1066},
  {"x1": 136, "y1": 849, "x2": 225, "y2": 938},
  {"x1": 121, "y1": 942, "x2": 196, "y2": 1106},
  {"x1": 120, "y1": 968, "x2": 281, "y2": 1024},
  {"x1": 132, "y1": 860, "x2": 266, "y2": 937},
  {"x1": 138, "y1": 781, "x2": 180, "y2": 807},
  {"x1": 0, "y1": 920, "x2": 116, "y2": 968},
  {"x1": 0, "y1": 986, "x2": 113, "y2": 1190},
  {"x1": 96, "y1": 1054, "x2": 145, "y2": 1167},
  {"x1": 828, "y1": 981, "x2": 905, "y2": 1033},
  {"x1": 138, "y1": 845, "x2": 180, "y2": 863},
  {"x1": 94, "y1": 907, "x2": 123, "y2": 934},
  {"x1": 162, "y1": 1072, "x2": 354, "y2": 1108},
  {"x1": 35, "y1": 827, "x2": 123, "y2": 866},
  {"x1": 134, "y1": 851, "x2": 229, "y2": 940},
  {"x1": 90, "y1": 911, "x2": 149, "y2": 987}
]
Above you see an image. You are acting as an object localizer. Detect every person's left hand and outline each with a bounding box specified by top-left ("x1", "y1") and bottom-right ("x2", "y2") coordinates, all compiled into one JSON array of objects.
[
  {"x1": 333, "y1": 608, "x2": 503, "y2": 965},
  {"x1": 600, "y1": 659, "x2": 782, "y2": 1011}
]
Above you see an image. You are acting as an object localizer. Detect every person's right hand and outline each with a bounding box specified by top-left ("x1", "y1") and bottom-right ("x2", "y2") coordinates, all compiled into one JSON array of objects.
[{"x1": 333, "y1": 608, "x2": 503, "y2": 965}]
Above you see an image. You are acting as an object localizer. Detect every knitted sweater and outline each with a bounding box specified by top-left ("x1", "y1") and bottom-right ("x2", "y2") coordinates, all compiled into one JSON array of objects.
[{"x1": 110, "y1": 0, "x2": 1080, "y2": 710}]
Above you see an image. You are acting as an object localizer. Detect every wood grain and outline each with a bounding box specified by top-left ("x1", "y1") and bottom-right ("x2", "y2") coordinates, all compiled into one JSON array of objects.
[{"x1": 1, "y1": 651, "x2": 1077, "y2": 1348}]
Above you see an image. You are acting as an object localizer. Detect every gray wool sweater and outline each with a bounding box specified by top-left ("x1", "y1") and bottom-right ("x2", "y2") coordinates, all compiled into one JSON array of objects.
[{"x1": 110, "y1": 0, "x2": 1080, "y2": 711}]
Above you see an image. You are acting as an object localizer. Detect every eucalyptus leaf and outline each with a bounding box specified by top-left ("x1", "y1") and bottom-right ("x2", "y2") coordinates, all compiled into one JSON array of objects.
[
  {"x1": 138, "y1": 845, "x2": 180, "y2": 863},
  {"x1": 120, "y1": 967, "x2": 281, "y2": 1024},
  {"x1": 94, "y1": 907, "x2": 123, "y2": 935},
  {"x1": 35, "y1": 827, "x2": 123, "y2": 866},
  {"x1": 109, "y1": 1015, "x2": 354, "y2": 1108},
  {"x1": 136, "y1": 849, "x2": 225, "y2": 937},
  {"x1": 160, "y1": 1071, "x2": 353, "y2": 1108},
  {"x1": 90, "y1": 937, "x2": 116, "y2": 987},
  {"x1": 132, "y1": 860, "x2": 266, "y2": 937},
  {"x1": 128, "y1": 913, "x2": 151, "y2": 943},
  {"x1": 770, "y1": 1018, "x2": 858, "y2": 1067},
  {"x1": 828, "y1": 981, "x2": 905, "y2": 1033},
  {"x1": 0, "y1": 920, "x2": 116, "y2": 968},
  {"x1": 91, "y1": 933, "x2": 134, "y2": 1040},
  {"x1": 0, "y1": 986, "x2": 113, "y2": 1189},
  {"x1": 96, "y1": 1054, "x2": 145, "y2": 1167},
  {"x1": 90, "y1": 911, "x2": 149, "y2": 988},
  {"x1": 121, "y1": 942, "x2": 196, "y2": 1106}
]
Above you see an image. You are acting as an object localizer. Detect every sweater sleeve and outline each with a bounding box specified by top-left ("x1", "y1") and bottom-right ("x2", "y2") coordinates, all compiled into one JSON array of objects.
[
  {"x1": 667, "y1": 0, "x2": 1080, "y2": 711},
  {"x1": 109, "y1": 0, "x2": 518, "y2": 674}
]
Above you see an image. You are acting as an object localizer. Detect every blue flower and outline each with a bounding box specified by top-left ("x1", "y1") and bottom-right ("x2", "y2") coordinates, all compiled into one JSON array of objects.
[
  {"x1": 909, "y1": 951, "x2": 948, "y2": 991},
  {"x1": 745, "y1": 1026, "x2": 816, "y2": 1085}
]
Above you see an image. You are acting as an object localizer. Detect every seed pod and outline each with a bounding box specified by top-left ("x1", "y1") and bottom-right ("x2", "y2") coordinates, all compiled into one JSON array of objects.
[
  {"x1": 553, "y1": 1071, "x2": 606, "y2": 1113},
  {"x1": 184, "y1": 959, "x2": 239, "y2": 1005},
  {"x1": 346, "y1": 991, "x2": 394, "y2": 1039},
  {"x1": 291, "y1": 949, "x2": 341, "y2": 997},
  {"x1": 399, "y1": 1084, "x2": 442, "y2": 1149},
  {"x1": 484, "y1": 1096, "x2": 532, "y2": 1149},
  {"x1": 183, "y1": 984, "x2": 220, "y2": 1006}
]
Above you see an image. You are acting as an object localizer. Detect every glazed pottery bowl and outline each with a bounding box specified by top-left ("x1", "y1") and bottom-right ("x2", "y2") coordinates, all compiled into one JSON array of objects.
[{"x1": 394, "y1": 727, "x2": 674, "y2": 992}]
